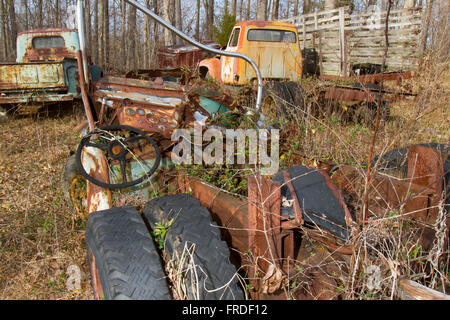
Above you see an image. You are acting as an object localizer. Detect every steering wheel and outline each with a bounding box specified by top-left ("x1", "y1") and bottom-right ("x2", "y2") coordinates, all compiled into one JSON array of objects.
[{"x1": 75, "y1": 125, "x2": 161, "y2": 189}]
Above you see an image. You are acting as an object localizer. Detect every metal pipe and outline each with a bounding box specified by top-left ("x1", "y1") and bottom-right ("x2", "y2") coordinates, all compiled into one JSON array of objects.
[
  {"x1": 124, "y1": 0, "x2": 263, "y2": 111},
  {"x1": 76, "y1": 1, "x2": 90, "y2": 87}
]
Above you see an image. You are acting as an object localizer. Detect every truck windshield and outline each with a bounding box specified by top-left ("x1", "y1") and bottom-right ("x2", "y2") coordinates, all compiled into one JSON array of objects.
[
  {"x1": 32, "y1": 36, "x2": 65, "y2": 49},
  {"x1": 247, "y1": 29, "x2": 296, "y2": 43}
]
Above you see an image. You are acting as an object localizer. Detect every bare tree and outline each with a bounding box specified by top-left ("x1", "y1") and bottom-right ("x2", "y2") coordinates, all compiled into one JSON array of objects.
[
  {"x1": 256, "y1": 0, "x2": 267, "y2": 20},
  {"x1": 163, "y1": 0, "x2": 173, "y2": 45},
  {"x1": 272, "y1": 0, "x2": 280, "y2": 20},
  {"x1": 419, "y1": 0, "x2": 434, "y2": 58},
  {"x1": 0, "y1": 0, "x2": 8, "y2": 60},
  {"x1": 231, "y1": 0, "x2": 237, "y2": 15},
  {"x1": 127, "y1": 3, "x2": 136, "y2": 69},
  {"x1": 22, "y1": 0, "x2": 28, "y2": 30},
  {"x1": 121, "y1": 0, "x2": 127, "y2": 67},
  {"x1": 103, "y1": 0, "x2": 109, "y2": 65},
  {"x1": 293, "y1": 0, "x2": 299, "y2": 17},
  {"x1": 175, "y1": 0, "x2": 182, "y2": 45},
  {"x1": 195, "y1": 0, "x2": 200, "y2": 40},
  {"x1": 303, "y1": 0, "x2": 312, "y2": 14},
  {"x1": 7, "y1": 0, "x2": 17, "y2": 58},
  {"x1": 94, "y1": 0, "x2": 99, "y2": 64}
]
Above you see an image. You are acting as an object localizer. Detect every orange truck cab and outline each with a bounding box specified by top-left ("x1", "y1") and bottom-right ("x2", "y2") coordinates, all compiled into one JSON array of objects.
[{"x1": 199, "y1": 21, "x2": 303, "y2": 86}]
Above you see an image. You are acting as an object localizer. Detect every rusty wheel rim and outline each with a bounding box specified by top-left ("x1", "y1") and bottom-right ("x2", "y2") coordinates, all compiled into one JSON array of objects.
[
  {"x1": 89, "y1": 250, "x2": 105, "y2": 300},
  {"x1": 70, "y1": 176, "x2": 88, "y2": 220}
]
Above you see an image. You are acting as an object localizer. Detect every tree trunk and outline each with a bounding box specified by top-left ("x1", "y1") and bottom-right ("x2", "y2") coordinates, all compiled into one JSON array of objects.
[
  {"x1": 175, "y1": 0, "x2": 182, "y2": 45},
  {"x1": 145, "y1": 0, "x2": 151, "y2": 68},
  {"x1": 86, "y1": 0, "x2": 91, "y2": 56},
  {"x1": 293, "y1": 0, "x2": 299, "y2": 17},
  {"x1": 55, "y1": 0, "x2": 59, "y2": 27},
  {"x1": 0, "y1": 0, "x2": 8, "y2": 61},
  {"x1": 7, "y1": 0, "x2": 17, "y2": 59},
  {"x1": 246, "y1": 0, "x2": 250, "y2": 19},
  {"x1": 103, "y1": 0, "x2": 109, "y2": 66},
  {"x1": 121, "y1": 0, "x2": 127, "y2": 69},
  {"x1": 98, "y1": 0, "x2": 104, "y2": 65},
  {"x1": 94, "y1": 0, "x2": 98, "y2": 64},
  {"x1": 239, "y1": 0, "x2": 243, "y2": 20},
  {"x1": 22, "y1": 0, "x2": 28, "y2": 30},
  {"x1": 153, "y1": 0, "x2": 159, "y2": 44},
  {"x1": 286, "y1": 0, "x2": 291, "y2": 18},
  {"x1": 256, "y1": 0, "x2": 266, "y2": 20},
  {"x1": 163, "y1": 0, "x2": 173, "y2": 46},
  {"x1": 38, "y1": 0, "x2": 42, "y2": 28},
  {"x1": 303, "y1": 0, "x2": 311, "y2": 14},
  {"x1": 195, "y1": 0, "x2": 200, "y2": 40},
  {"x1": 419, "y1": 0, "x2": 433, "y2": 59},
  {"x1": 231, "y1": 0, "x2": 237, "y2": 15},
  {"x1": 272, "y1": 0, "x2": 279, "y2": 20},
  {"x1": 127, "y1": 4, "x2": 137, "y2": 70}
]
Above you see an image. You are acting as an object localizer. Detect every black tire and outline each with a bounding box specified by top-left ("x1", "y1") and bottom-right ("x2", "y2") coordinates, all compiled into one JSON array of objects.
[
  {"x1": 143, "y1": 194, "x2": 244, "y2": 300},
  {"x1": 261, "y1": 82, "x2": 292, "y2": 121},
  {"x1": 262, "y1": 81, "x2": 305, "y2": 122},
  {"x1": 85, "y1": 206, "x2": 171, "y2": 300}
]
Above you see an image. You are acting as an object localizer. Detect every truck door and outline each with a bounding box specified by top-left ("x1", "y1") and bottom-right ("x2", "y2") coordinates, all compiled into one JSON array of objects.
[{"x1": 221, "y1": 27, "x2": 241, "y2": 85}]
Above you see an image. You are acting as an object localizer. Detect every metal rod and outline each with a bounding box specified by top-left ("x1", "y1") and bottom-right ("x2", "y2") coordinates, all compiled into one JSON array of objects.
[
  {"x1": 76, "y1": 1, "x2": 89, "y2": 87},
  {"x1": 124, "y1": 0, "x2": 263, "y2": 111}
]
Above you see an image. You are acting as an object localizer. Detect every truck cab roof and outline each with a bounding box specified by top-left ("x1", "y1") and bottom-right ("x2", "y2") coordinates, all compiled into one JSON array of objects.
[{"x1": 16, "y1": 28, "x2": 79, "y2": 63}]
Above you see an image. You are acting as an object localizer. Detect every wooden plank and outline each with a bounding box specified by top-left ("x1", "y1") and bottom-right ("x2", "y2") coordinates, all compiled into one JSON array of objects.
[
  {"x1": 397, "y1": 278, "x2": 450, "y2": 300},
  {"x1": 344, "y1": 21, "x2": 422, "y2": 31}
]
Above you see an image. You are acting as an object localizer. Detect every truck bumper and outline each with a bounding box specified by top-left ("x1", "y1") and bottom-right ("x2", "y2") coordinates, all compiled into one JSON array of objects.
[{"x1": 0, "y1": 93, "x2": 75, "y2": 105}]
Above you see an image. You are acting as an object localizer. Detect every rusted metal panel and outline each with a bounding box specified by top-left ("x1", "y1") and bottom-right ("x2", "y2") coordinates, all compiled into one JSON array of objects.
[
  {"x1": 320, "y1": 72, "x2": 413, "y2": 84},
  {"x1": 0, "y1": 62, "x2": 66, "y2": 91},
  {"x1": 331, "y1": 145, "x2": 445, "y2": 223},
  {"x1": 157, "y1": 42, "x2": 220, "y2": 69},
  {"x1": 0, "y1": 93, "x2": 73, "y2": 104},
  {"x1": 81, "y1": 147, "x2": 112, "y2": 214},
  {"x1": 92, "y1": 76, "x2": 185, "y2": 138},
  {"x1": 16, "y1": 28, "x2": 79, "y2": 63}
]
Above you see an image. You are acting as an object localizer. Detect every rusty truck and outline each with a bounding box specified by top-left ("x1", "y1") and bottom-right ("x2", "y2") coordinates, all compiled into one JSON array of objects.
[
  {"x1": 0, "y1": 28, "x2": 102, "y2": 118},
  {"x1": 65, "y1": 0, "x2": 448, "y2": 300}
]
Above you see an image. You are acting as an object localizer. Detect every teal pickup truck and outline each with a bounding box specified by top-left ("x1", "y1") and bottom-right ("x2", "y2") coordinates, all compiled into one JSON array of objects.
[{"x1": 0, "y1": 28, "x2": 101, "y2": 114}]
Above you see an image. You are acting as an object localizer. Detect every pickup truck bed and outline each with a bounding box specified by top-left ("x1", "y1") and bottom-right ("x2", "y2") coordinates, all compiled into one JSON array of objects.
[{"x1": 0, "y1": 60, "x2": 77, "y2": 105}]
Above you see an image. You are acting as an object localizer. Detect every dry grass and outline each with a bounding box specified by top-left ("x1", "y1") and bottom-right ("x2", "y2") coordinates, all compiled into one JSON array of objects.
[{"x1": 0, "y1": 104, "x2": 94, "y2": 299}]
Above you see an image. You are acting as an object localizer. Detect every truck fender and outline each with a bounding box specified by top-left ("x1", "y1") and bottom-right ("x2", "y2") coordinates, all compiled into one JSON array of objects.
[{"x1": 198, "y1": 57, "x2": 222, "y2": 82}]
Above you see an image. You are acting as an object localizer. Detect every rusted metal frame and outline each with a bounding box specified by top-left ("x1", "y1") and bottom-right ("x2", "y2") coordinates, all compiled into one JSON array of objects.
[
  {"x1": 331, "y1": 146, "x2": 445, "y2": 222},
  {"x1": 0, "y1": 94, "x2": 74, "y2": 104},
  {"x1": 248, "y1": 175, "x2": 288, "y2": 297},
  {"x1": 320, "y1": 72, "x2": 413, "y2": 84},
  {"x1": 98, "y1": 76, "x2": 182, "y2": 93},
  {"x1": 323, "y1": 86, "x2": 381, "y2": 103},
  {"x1": 94, "y1": 82, "x2": 184, "y2": 100},
  {"x1": 76, "y1": 50, "x2": 95, "y2": 130}
]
